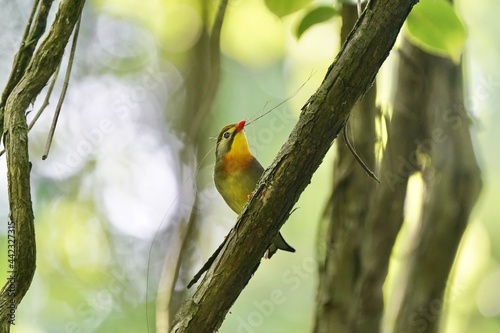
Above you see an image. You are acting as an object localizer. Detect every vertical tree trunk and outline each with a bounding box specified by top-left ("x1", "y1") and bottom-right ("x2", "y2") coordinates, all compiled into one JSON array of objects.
[
  {"x1": 392, "y1": 41, "x2": 482, "y2": 333},
  {"x1": 155, "y1": 1, "x2": 227, "y2": 331},
  {"x1": 313, "y1": 5, "x2": 378, "y2": 333},
  {"x1": 342, "y1": 36, "x2": 482, "y2": 333},
  {"x1": 349, "y1": 37, "x2": 427, "y2": 333}
]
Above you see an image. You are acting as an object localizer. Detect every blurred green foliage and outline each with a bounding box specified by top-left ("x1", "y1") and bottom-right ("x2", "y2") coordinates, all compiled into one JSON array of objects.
[
  {"x1": 295, "y1": 6, "x2": 339, "y2": 39},
  {"x1": 406, "y1": 0, "x2": 466, "y2": 63},
  {"x1": 265, "y1": 0, "x2": 313, "y2": 17}
]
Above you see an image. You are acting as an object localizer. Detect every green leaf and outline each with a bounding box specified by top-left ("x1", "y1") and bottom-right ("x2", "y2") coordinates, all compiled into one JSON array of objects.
[
  {"x1": 295, "y1": 6, "x2": 338, "y2": 39},
  {"x1": 406, "y1": 0, "x2": 466, "y2": 63},
  {"x1": 265, "y1": 0, "x2": 312, "y2": 18}
]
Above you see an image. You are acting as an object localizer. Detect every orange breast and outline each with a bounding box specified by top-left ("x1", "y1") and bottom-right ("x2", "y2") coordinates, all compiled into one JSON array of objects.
[{"x1": 219, "y1": 152, "x2": 254, "y2": 174}]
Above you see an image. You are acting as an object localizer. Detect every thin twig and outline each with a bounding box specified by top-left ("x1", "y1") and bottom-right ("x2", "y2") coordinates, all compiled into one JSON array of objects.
[
  {"x1": 26, "y1": 1, "x2": 41, "y2": 36},
  {"x1": 357, "y1": 0, "x2": 362, "y2": 16},
  {"x1": 0, "y1": 0, "x2": 43, "y2": 141},
  {"x1": 246, "y1": 71, "x2": 315, "y2": 126},
  {"x1": 42, "y1": 16, "x2": 81, "y2": 160},
  {"x1": 28, "y1": 63, "x2": 61, "y2": 131},
  {"x1": 0, "y1": 0, "x2": 40, "y2": 103},
  {"x1": 0, "y1": 64, "x2": 61, "y2": 158},
  {"x1": 343, "y1": 122, "x2": 380, "y2": 183}
]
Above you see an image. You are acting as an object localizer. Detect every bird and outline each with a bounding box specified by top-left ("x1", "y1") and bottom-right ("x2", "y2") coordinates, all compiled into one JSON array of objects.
[{"x1": 214, "y1": 119, "x2": 295, "y2": 259}]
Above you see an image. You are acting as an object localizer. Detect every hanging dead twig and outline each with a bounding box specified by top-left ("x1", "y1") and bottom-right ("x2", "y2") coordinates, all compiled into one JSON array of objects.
[
  {"x1": 42, "y1": 15, "x2": 81, "y2": 160},
  {"x1": 343, "y1": 121, "x2": 380, "y2": 183}
]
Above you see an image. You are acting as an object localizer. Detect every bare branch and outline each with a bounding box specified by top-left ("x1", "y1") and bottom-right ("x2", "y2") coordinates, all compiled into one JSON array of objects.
[
  {"x1": 0, "y1": 0, "x2": 55, "y2": 140},
  {"x1": 0, "y1": 62, "x2": 60, "y2": 158},
  {"x1": 0, "y1": 1, "x2": 86, "y2": 331},
  {"x1": 343, "y1": 125, "x2": 380, "y2": 183},
  {"x1": 42, "y1": 16, "x2": 82, "y2": 160},
  {"x1": 28, "y1": 63, "x2": 61, "y2": 132}
]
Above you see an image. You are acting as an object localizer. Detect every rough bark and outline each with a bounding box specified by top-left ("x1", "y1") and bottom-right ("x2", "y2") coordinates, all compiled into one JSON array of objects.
[
  {"x1": 0, "y1": 1, "x2": 86, "y2": 331},
  {"x1": 313, "y1": 4, "x2": 378, "y2": 333},
  {"x1": 349, "y1": 39, "x2": 429, "y2": 333},
  {"x1": 0, "y1": 0, "x2": 55, "y2": 138},
  {"x1": 392, "y1": 42, "x2": 482, "y2": 333},
  {"x1": 350, "y1": 35, "x2": 483, "y2": 333},
  {"x1": 169, "y1": 0, "x2": 418, "y2": 332}
]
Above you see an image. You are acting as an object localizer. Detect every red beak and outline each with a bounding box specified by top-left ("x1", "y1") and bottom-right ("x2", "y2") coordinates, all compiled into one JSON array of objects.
[{"x1": 236, "y1": 120, "x2": 246, "y2": 132}]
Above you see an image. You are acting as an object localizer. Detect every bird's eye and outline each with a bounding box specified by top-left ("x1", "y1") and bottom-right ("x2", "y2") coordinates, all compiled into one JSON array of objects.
[{"x1": 223, "y1": 132, "x2": 230, "y2": 139}]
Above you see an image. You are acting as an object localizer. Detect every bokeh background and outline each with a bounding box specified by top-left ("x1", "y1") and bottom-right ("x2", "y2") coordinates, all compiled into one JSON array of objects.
[{"x1": 0, "y1": 0, "x2": 498, "y2": 332}]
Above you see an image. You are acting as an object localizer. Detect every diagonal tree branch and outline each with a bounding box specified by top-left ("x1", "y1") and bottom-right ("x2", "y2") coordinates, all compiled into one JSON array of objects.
[
  {"x1": 0, "y1": 0, "x2": 55, "y2": 140},
  {"x1": 170, "y1": 0, "x2": 418, "y2": 332},
  {"x1": 0, "y1": 0, "x2": 86, "y2": 331}
]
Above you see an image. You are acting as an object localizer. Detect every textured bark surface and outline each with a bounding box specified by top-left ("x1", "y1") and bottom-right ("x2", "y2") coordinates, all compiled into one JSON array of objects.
[
  {"x1": 0, "y1": 0, "x2": 55, "y2": 137},
  {"x1": 313, "y1": 5, "x2": 378, "y2": 333},
  {"x1": 0, "y1": 1, "x2": 86, "y2": 331},
  {"x1": 170, "y1": 0, "x2": 418, "y2": 332},
  {"x1": 350, "y1": 38, "x2": 482, "y2": 333},
  {"x1": 350, "y1": 38, "x2": 428, "y2": 333},
  {"x1": 392, "y1": 42, "x2": 482, "y2": 333}
]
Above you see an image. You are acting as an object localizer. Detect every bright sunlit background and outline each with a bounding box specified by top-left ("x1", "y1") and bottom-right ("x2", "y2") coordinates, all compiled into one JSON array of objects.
[{"x1": 0, "y1": 0, "x2": 498, "y2": 332}]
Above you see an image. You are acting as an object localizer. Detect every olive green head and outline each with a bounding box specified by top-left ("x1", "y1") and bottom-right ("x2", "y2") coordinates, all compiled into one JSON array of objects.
[{"x1": 215, "y1": 120, "x2": 247, "y2": 161}]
